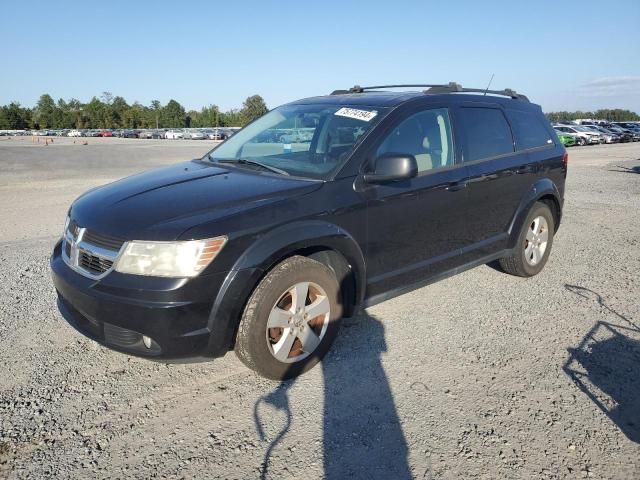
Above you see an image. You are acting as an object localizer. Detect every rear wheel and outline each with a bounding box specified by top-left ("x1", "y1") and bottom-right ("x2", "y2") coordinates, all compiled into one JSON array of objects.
[
  {"x1": 234, "y1": 256, "x2": 342, "y2": 380},
  {"x1": 499, "y1": 202, "x2": 555, "y2": 277}
]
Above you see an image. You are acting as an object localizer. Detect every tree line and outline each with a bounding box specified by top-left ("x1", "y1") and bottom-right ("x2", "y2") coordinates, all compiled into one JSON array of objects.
[
  {"x1": 2, "y1": 94, "x2": 638, "y2": 130},
  {"x1": 545, "y1": 109, "x2": 639, "y2": 122},
  {"x1": 0, "y1": 92, "x2": 268, "y2": 130}
]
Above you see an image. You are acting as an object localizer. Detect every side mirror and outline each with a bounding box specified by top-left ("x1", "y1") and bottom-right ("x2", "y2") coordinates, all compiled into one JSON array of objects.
[{"x1": 363, "y1": 153, "x2": 418, "y2": 184}]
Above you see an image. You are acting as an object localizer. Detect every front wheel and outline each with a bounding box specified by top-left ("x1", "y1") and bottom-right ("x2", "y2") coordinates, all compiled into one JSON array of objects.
[
  {"x1": 499, "y1": 202, "x2": 555, "y2": 277},
  {"x1": 578, "y1": 137, "x2": 587, "y2": 146},
  {"x1": 234, "y1": 256, "x2": 342, "y2": 380}
]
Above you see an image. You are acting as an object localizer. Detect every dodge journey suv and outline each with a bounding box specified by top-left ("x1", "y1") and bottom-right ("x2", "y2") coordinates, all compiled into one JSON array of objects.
[{"x1": 51, "y1": 83, "x2": 567, "y2": 380}]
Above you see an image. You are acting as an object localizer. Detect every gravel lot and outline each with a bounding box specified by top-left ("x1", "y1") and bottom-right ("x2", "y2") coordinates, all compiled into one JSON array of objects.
[{"x1": 0, "y1": 137, "x2": 639, "y2": 479}]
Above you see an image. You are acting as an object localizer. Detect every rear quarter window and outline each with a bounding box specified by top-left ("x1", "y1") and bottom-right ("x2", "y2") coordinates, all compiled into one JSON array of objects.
[
  {"x1": 458, "y1": 107, "x2": 514, "y2": 162},
  {"x1": 506, "y1": 109, "x2": 554, "y2": 150}
]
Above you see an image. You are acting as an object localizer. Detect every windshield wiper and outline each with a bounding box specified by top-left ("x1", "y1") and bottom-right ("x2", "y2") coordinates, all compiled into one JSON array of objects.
[{"x1": 212, "y1": 157, "x2": 290, "y2": 176}]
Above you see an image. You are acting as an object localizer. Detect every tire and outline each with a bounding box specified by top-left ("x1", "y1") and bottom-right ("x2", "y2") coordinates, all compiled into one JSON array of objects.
[
  {"x1": 578, "y1": 137, "x2": 587, "y2": 146},
  {"x1": 499, "y1": 202, "x2": 555, "y2": 277},
  {"x1": 234, "y1": 256, "x2": 342, "y2": 380}
]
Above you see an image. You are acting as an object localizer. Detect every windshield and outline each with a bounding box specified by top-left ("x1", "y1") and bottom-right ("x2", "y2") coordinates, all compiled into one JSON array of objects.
[{"x1": 206, "y1": 104, "x2": 387, "y2": 179}]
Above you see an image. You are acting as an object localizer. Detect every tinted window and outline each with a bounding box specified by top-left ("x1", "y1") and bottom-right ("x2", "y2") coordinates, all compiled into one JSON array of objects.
[
  {"x1": 458, "y1": 107, "x2": 513, "y2": 162},
  {"x1": 506, "y1": 110, "x2": 554, "y2": 150},
  {"x1": 376, "y1": 108, "x2": 454, "y2": 173}
]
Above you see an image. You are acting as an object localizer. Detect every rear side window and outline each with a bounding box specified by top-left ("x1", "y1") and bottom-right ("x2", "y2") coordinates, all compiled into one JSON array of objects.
[
  {"x1": 458, "y1": 107, "x2": 514, "y2": 162},
  {"x1": 506, "y1": 110, "x2": 554, "y2": 150}
]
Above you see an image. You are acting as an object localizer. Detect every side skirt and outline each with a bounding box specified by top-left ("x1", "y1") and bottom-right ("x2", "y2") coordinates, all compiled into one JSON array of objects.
[{"x1": 362, "y1": 249, "x2": 512, "y2": 309}]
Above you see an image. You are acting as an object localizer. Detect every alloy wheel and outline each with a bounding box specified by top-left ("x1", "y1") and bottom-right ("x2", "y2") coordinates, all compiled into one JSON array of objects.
[
  {"x1": 524, "y1": 216, "x2": 549, "y2": 266},
  {"x1": 265, "y1": 282, "x2": 330, "y2": 363}
]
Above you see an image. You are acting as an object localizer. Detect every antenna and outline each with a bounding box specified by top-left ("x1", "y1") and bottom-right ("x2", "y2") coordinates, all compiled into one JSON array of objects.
[{"x1": 483, "y1": 74, "x2": 495, "y2": 96}]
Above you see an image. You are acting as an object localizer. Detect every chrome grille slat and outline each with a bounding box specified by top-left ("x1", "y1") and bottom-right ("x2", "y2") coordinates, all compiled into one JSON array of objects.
[
  {"x1": 82, "y1": 230, "x2": 125, "y2": 251},
  {"x1": 63, "y1": 220, "x2": 123, "y2": 279},
  {"x1": 79, "y1": 251, "x2": 114, "y2": 275}
]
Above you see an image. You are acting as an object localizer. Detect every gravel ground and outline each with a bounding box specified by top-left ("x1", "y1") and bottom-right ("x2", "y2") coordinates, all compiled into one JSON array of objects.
[{"x1": 0, "y1": 137, "x2": 639, "y2": 479}]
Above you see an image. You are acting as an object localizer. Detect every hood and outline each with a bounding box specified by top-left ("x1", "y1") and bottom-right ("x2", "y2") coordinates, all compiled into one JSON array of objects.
[{"x1": 71, "y1": 160, "x2": 322, "y2": 240}]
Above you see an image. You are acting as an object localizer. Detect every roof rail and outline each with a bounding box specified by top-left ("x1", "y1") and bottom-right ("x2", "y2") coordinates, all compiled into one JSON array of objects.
[
  {"x1": 330, "y1": 82, "x2": 529, "y2": 102},
  {"x1": 425, "y1": 83, "x2": 529, "y2": 101},
  {"x1": 331, "y1": 84, "x2": 449, "y2": 95}
]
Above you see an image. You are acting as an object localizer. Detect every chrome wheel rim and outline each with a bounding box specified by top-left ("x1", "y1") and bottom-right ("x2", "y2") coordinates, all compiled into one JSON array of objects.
[
  {"x1": 266, "y1": 282, "x2": 330, "y2": 363},
  {"x1": 524, "y1": 215, "x2": 549, "y2": 266}
]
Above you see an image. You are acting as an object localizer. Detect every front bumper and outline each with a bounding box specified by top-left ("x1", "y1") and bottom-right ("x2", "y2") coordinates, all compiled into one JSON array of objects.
[{"x1": 50, "y1": 239, "x2": 230, "y2": 361}]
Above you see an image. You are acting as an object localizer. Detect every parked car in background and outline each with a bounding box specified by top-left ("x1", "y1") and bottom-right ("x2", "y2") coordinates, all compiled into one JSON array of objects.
[
  {"x1": 183, "y1": 129, "x2": 206, "y2": 140},
  {"x1": 277, "y1": 129, "x2": 313, "y2": 143},
  {"x1": 605, "y1": 126, "x2": 634, "y2": 142},
  {"x1": 121, "y1": 129, "x2": 139, "y2": 138},
  {"x1": 97, "y1": 130, "x2": 113, "y2": 137},
  {"x1": 553, "y1": 125, "x2": 602, "y2": 145},
  {"x1": 68, "y1": 130, "x2": 82, "y2": 137},
  {"x1": 165, "y1": 129, "x2": 184, "y2": 139},
  {"x1": 585, "y1": 126, "x2": 620, "y2": 144},
  {"x1": 138, "y1": 129, "x2": 163, "y2": 139},
  {"x1": 554, "y1": 129, "x2": 577, "y2": 147},
  {"x1": 612, "y1": 122, "x2": 640, "y2": 135},
  {"x1": 615, "y1": 124, "x2": 640, "y2": 141},
  {"x1": 205, "y1": 128, "x2": 229, "y2": 141}
]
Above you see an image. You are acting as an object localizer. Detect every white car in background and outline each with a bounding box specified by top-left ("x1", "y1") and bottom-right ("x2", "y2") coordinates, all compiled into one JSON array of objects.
[
  {"x1": 583, "y1": 126, "x2": 620, "y2": 144},
  {"x1": 183, "y1": 129, "x2": 206, "y2": 140},
  {"x1": 165, "y1": 129, "x2": 184, "y2": 139},
  {"x1": 67, "y1": 130, "x2": 82, "y2": 137}
]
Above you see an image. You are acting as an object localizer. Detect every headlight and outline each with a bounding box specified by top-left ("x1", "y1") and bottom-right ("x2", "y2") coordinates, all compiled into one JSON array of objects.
[{"x1": 114, "y1": 236, "x2": 227, "y2": 277}]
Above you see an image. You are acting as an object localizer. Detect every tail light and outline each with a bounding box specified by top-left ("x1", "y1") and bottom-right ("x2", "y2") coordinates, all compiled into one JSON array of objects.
[{"x1": 562, "y1": 151, "x2": 568, "y2": 169}]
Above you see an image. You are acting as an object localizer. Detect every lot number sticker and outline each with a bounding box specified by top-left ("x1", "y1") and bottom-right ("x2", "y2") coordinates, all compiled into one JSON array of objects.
[{"x1": 335, "y1": 108, "x2": 378, "y2": 122}]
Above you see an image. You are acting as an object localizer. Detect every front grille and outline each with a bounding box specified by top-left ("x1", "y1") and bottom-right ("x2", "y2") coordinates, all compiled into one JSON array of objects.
[
  {"x1": 81, "y1": 229, "x2": 125, "y2": 251},
  {"x1": 79, "y1": 250, "x2": 114, "y2": 275},
  {"x1": 64, "y1": 219, "x2": 123, "y2": 278}
]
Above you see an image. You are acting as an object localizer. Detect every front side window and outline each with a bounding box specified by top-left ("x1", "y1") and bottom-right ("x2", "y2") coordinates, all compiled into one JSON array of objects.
[
  {"x1": 376, "y1": 108, "x2": 454, "y2": 173},
  {"x1": 506, "y1": 109, "x2": 554, "y2": 150},
  {"x1": 458, "y1": 107, "x2": 514, "y2": 162},
  {"x1": 207, "y1": 104, "x2": 387, "y2": 179}
]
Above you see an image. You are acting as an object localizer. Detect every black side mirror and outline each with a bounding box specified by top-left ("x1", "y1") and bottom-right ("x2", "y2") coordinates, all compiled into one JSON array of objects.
[{"x1": 363, "y1": 153, "x2": 418, "y2": 184}]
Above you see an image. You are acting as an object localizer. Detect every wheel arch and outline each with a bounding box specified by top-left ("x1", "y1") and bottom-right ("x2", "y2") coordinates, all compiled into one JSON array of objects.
[
  {"x1": 508, "y1": 179, "x2": 563, "y2": 250},
  {"x1": 205, "y1": 221, "x2": 366, "y2": 356}
]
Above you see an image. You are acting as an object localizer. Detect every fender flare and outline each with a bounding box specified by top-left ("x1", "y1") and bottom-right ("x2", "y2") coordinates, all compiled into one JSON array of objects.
[
  {"x1": 204, "y1": 220, "x2": 366, "y2": 356},
  {"x1": 507, "y1": 178, "x2": 563, "y2": 249}
]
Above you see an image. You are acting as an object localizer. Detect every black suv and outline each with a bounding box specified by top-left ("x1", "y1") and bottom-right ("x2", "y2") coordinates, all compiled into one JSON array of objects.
[{"x1": 51, "y1": 83, "x2": 567, "y2": 380}]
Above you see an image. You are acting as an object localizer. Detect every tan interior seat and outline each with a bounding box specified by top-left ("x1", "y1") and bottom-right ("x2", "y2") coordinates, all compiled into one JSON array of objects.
[{"x1": 415, "y1": 136, "x2": 433, "y2": 171}]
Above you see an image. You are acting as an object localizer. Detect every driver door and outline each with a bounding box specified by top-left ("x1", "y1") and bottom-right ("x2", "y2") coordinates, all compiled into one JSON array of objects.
[{"x1": 360, "y1": 106, "x2": 470, "y2": 300}]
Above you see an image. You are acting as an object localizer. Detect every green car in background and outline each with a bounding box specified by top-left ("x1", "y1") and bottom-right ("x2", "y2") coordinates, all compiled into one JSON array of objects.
[{"x1": 554, "y1": 129, "x2": 577, "y2": 147}]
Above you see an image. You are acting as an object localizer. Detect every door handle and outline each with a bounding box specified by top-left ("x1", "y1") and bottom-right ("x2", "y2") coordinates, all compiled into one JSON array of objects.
[{"x1": 445, "y1": 181, "x2": 468, "y2": 192}]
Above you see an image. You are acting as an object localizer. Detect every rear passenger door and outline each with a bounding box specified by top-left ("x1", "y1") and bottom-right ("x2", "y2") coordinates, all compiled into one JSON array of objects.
[{"x1": 454, "y1": 104, "x2": 546, "y2": 261}]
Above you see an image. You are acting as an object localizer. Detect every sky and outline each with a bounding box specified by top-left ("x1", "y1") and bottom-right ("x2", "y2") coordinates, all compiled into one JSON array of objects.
[{"x1": 2, "y1": 0, "x2": 639, "y2": 113}]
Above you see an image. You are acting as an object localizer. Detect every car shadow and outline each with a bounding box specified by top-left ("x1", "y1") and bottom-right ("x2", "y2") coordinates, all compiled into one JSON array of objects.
[
  {"x1": 563, "y1": 284, "x2": 640, "y2": 443},
  {"x1": 608, "y1": 164, "x2": 640, "y2": 174},
  {"x1": 253, "y1": 311, "x2": 412, "y2": 479}
]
